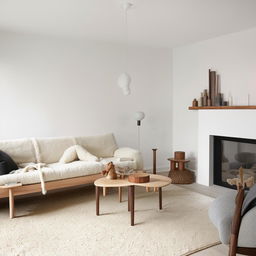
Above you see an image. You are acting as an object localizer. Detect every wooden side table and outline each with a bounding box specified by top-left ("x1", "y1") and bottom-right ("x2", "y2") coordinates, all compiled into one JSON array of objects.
[
  {"x1": 168, "y1": 158, "x2": 190, "y2": 171},
  {"x1": 94, "y1": 174, "x2": 172, "y2": 226},
  {"x1": 0, "y1": 183, "x2": 22, "y2": 218}
]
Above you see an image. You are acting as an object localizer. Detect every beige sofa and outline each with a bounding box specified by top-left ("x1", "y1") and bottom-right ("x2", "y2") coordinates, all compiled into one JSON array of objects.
[{"x1": 0, "y1": 133, "x2": 143, "y2": 217}]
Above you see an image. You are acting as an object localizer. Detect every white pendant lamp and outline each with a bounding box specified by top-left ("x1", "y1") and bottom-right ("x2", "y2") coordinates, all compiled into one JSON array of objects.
[
  {"x1": 118, "y1": 72, "x2": 131, "y2": 96},
  {"x1": 118, "y1": 1, "x2": 133, "y2": 96}
]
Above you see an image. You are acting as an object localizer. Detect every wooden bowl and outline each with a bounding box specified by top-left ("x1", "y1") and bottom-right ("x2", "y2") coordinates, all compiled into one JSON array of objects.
[{"x1": 128, "y1": 173, "x2": 150, "y2": 183}]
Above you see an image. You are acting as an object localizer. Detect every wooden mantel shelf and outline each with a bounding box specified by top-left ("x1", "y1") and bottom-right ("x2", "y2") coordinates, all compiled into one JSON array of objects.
[{"x1": 189, "y1": 106, "x2": 256, "y2": 110}]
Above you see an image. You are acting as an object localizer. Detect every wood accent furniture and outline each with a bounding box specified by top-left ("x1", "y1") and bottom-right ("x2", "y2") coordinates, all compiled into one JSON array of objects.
[
  {"x1": 189, "y1": 106, "x2": 256, "y2": 110},
  {"x1": 0, "y1": 183, "x2": 22, "y2": 218},
  {"x1": 229, "y1": 186, "x2": 256, "y2": 256},
  {"x1": 167, "y1": 152, "x2": 194, "y2": 184},
  {"x1": 0, "y1": 173, "x2": 102, "y2": 218},
  {"x1": 168, "y1": 158, "x2": 190, "y2": 172},
  {"x1": 152, "y1": 148, "x2": 157, "y2": 174},
  {"x1": 94, "y1": 174, "x2": 172, "y2": 226}
]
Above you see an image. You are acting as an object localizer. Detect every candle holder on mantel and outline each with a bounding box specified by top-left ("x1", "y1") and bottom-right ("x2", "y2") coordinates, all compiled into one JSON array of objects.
[{"x1": 168, "y1": 151, "x2": 195, "y2": 184}]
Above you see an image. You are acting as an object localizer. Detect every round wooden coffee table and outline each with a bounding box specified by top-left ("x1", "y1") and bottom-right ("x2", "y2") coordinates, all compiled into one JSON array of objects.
[{"x1": 94, "y1": 174, "x2": 172, "y2": 226}]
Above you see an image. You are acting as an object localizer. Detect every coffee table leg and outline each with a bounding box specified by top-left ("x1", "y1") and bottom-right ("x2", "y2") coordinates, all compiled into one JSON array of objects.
[
  {"x1": 159, "y1": 187, "x2": 162, "y2": 210},
  {"x1": 96, "y1": 186, "x2": 100, "y2": 216},
  {"x1": 128, "y1": 187, "x2": 130, "y2": 211},
  {"x1": 118, "y1": 187, "x2": 122, "y2": 202},
  {"x1": 130, "y1": 185, "x2": 135, "y2": 226},
  {"x1": 103, "y1": 187, "x2": 107, "y2": 197}
]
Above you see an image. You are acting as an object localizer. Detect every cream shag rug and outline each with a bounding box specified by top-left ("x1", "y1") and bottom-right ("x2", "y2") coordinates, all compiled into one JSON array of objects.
[{"x1": 0, "y1": 185, "x2": 219, "y2": 256}]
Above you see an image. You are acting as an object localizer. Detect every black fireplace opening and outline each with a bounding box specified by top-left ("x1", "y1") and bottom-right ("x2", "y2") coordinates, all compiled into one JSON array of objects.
[{"x1": 212, "y1": 135, "x2": 256, "y2": 189}]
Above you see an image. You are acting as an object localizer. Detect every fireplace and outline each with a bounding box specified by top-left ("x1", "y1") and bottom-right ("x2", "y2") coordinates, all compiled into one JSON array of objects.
[{"x1": 211, "y1": 135, "x2": 256, "y2": 189}]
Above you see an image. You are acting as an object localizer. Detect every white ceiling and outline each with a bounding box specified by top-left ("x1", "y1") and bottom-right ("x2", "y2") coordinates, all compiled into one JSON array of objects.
[{"x1": 0, "y1": 0, "x2": 256, "y2": 48}]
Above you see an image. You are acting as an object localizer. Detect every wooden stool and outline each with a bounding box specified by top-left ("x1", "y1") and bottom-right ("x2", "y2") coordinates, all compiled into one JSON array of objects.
[
  {"x1": 0, "y1": 183, "x2": 22, "y2": 219},
  {"x1": 168, "y1": 158, "x2": 190, "y2": 171}
]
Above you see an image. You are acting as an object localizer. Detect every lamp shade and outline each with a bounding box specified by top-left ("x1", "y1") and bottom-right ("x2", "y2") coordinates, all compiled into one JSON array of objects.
[
  {"x1": 134, "y1": 111, "x2": 145, "y2": 121},
  {"x1": 118, "y1": 72, "x2": 131, "y2": 95},
  {"x1": 134, "y1": 111, "x2": 145, "y2": 126}
]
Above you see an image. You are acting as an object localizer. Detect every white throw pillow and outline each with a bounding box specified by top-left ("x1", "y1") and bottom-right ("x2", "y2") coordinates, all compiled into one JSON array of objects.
[
  {"x1": 59, "y1": 146, "x2": 78, "y2": 164},
  {"x1": 75, "y1": 145, "x2": 99, "y2": 162}
]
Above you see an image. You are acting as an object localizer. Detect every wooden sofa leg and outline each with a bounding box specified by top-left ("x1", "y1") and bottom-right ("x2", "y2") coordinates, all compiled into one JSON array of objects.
[{"x1": 9, "y1": 189, "x2": 15, "y2": 219}]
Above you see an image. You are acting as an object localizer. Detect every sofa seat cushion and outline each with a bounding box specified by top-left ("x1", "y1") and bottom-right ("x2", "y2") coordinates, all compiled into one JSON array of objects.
[
  {"x1": 0, "y1": 157, "x2": 137, "y2": 186},
  {"x1": 100, "y1": 157, "x2": 136, "y2": 169},
  {"x1": 46, "y1": 161, "x2": 103, "y2": 181},
  {"x1": 0, "y1": 161, "x2": 103, "y2": 186}
]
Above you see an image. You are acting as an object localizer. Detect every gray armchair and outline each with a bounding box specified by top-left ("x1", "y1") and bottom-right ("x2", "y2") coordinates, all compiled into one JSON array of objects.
[{"x1": 209, "y1": 187, "x2": 256, "y2": 255}]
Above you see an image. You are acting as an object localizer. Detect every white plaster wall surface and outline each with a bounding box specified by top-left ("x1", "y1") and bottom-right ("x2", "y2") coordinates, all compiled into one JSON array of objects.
[
  {"x1": 0, "y1": 32, "x2": 172, "y2": 169},
  {"x1": 172, "y1": 28, "x2": 256, "y2": 180}
]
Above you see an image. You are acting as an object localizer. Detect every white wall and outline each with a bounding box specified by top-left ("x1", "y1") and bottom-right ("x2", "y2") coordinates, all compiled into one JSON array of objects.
[
  {"x1": 0, "y1": 32, "x2": 172, "y2": 169},
  {"x1": 172, "y1": 27, "x2": 256, "y2": 176}
]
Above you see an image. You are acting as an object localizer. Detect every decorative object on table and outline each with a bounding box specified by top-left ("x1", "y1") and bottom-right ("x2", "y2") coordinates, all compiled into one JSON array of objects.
[
  {"x1": 168, "y1": 151, "x2": 195, "y2": 184},
  {"x1": 115, "y1": 166, "x2": 134, "y2": 179},
  {"x1": 128, "y1": 173, "x2": 150, "y2": 183},
  {"x1": 134, "y1": 111, "x2": 145, "y2": 150},
  {"x1": 117, "y1": 1, "x2": 133, "y2": 96},
  {"x1": 101, "y1": 162, "x2": 117, "y2": 180},
  {"x1": 152, "y1": 148, "x2": 157, "y2": 174},
  {"x1": 226, "y1": 167, "x2": 254, "y2": 189}
]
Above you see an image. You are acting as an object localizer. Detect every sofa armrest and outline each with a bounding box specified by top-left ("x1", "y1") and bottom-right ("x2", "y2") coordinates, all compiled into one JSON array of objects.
[{"x1": 114, "y1": 147, "x2": 143, "y2": 170}]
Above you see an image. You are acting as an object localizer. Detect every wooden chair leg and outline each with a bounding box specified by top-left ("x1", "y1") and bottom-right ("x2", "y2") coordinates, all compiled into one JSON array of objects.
[
  {"x1": 229, "y1": 235, "x2": 237, "y2": 256},
  {"x1": 9, "y1": 189, "x2": 15, "y2": 219},
  {"x1": 146, "y1": 187, "x2": 150, "y2": 192}
]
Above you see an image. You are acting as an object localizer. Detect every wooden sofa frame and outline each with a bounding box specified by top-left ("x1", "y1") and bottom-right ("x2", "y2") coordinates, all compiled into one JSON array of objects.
[{"x1": 0, "y1": 173, "x2": 102, "y2": 219}]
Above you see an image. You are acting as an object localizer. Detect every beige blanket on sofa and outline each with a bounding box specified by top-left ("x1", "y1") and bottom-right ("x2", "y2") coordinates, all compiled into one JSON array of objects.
[{"x1": 11, "y1": 163, "x2": 47, "y2": 195}]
